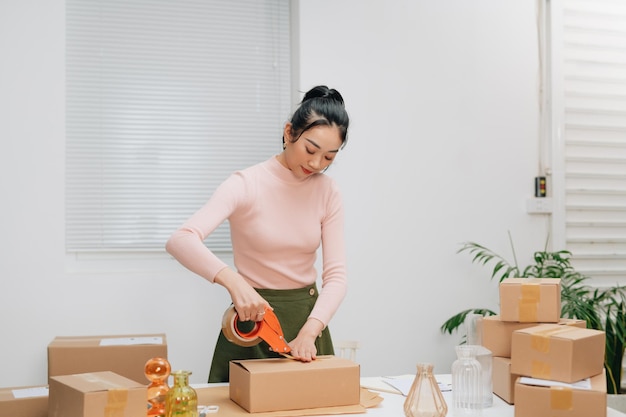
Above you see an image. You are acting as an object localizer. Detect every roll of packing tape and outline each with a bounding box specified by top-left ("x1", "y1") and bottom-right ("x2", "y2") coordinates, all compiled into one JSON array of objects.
[{"x1": 221, "y1": 305, "x2": 262, "y2": 347}]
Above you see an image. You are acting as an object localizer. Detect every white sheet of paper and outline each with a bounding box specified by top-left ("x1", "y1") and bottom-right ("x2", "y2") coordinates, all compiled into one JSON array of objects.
[
  {"x1": 518, "y1": 376, "x2": 592, "y2": 390},
  {"x1": 99, "y1": 336, "x2": 163, "y2": 346},
  {"x1": 360, "y1": 377, "x2": 402, "y2": 394},
  {"x1": 12, "y1": 386, "x2": 49, "y2": 399}
]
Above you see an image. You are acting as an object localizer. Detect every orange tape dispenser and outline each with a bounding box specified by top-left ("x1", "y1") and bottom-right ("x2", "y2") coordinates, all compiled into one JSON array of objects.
[{"x1": 221, "y1": 305, "x2": 292, "y2": 357}]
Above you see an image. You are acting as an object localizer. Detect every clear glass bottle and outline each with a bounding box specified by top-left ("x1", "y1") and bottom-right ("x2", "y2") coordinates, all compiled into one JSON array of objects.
[
  {"x1": 451, "y1": 345, "x2": 483, "y2": 417},
  {"x1": 403, "y1": 363, "x2": 448, "y2": 417},
  {"x1": 465, "y1": 314, "x2": 493, "y2": 407},
  {"x1": 165, "y1": 370, "x2": 198, "y2": 417}
]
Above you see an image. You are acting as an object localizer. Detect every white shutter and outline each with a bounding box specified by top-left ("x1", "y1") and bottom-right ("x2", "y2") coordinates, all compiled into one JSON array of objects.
[
  {"x1": 66, "y1": 0, "x2": 291, "y2": 252},
  {"x1": 551, "y1": 0, "x2": 626, "y2": 285}
]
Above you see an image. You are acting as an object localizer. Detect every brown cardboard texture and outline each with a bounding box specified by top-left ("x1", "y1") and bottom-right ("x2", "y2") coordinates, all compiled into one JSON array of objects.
[
  {"x1": 492, "y1": 357, "x2": 519, "y2": 404},
  {"x1": 499, "y1": 278, "x2": 561, "y2": 323},
  {"x1": 48, "y1": 333, "x2": 167, "y2": 384},
  {"x1": 514, "y1": 371, "x2": 607, "y2": 417},
  {"x1": 195, "y1": 385, "x2": 379, "y2": 416},
  {"x1": 48, "y1": 371, "x2": 146, "y2": 417},
  {"x1": 0, "y1": 385, "x2": 48, "y2": 417},
  {"x1": 229, "y1": 356, "x2": 360, "y2": 413},
  {"x1": 482, "y1": 315, "x2": 586, "y2": 357},
  {"x1": 510, "y1": 324, "x2": 605, "y2": 383}
]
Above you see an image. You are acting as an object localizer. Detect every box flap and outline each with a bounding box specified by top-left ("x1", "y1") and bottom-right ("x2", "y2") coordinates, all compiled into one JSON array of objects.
[
  {"x1": 232, "y1": 356, "x2": 356, "y2": 373},
  {"x1": 559, "y1": 318, "x2": 587, "y2": 327},
  {"x1": 517, "y1": 324, "x2": 603, "y2": 341},
  {"x1": 501, "y1": 278, "x2": 561, "y2": 285},
  {"x1": 50, "y1": 372, "x2": 145, "y2": 393},
  {"x1": 49, "y1": 334, "x2": 166, "y2": 348}
]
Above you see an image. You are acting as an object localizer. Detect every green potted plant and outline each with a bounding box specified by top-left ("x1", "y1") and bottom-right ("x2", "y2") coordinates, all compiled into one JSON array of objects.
[{"x1": 440, "y1": 236, "x2": 626, "y2": 394}]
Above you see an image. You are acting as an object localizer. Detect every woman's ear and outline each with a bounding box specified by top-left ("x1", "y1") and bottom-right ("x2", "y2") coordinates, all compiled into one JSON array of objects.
[{"x1": 283, "y1": 123, "x2": 293, "y2": 145}]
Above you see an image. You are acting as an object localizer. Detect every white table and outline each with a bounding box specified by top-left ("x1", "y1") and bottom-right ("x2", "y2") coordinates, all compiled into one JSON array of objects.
[
  {"x1": 195, "y1": 375, "x2": 626, "y2": 416},
  {"x1": 359, "y1": 375, "x2": 626, "y2": 417}
]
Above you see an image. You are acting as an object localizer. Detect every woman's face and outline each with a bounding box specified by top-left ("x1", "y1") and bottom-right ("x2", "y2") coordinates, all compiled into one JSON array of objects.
[{"x1": 281, "y1": 123, "x2": 343, "y2": 179}]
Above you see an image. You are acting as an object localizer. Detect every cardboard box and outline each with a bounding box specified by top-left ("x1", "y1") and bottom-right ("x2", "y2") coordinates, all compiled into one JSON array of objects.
[
  {"x1": 510, "y1": 324, "x2": 605, "y2": 383},
  {"x1": 48, "y1": 333, "x2": 167, "y2": 384},
  {"x1": 195, "y1": 385, "x2": 370, "y2": 416},
  {"x1": 492, "y1": 357, "x2": 519, "y2": 404},
  {"x1": 0, "y1": 385, "x2": 48, "y2": 417},
  {"x1": 514, "y1": 371, "x2": 607, "y2": 417},
  {"x1": 499, "y1": 278, "x2": 561, "y2": 323},
  {"x1": 48, "y1": 371, "x2": 146, "y2": 417},
  {"x1": 483, "y1": 315, "x2": 586, "y2": 357},
  {"x1": 229, "y1": 356, "x2": 360, "y2": 413}
]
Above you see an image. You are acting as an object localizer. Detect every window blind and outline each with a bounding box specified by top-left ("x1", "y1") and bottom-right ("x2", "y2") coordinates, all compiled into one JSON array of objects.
[
  {"x1": 552, "y1": 0, "x2": 626, "y2": 285},
  {"x1": 66, "y1": 0, "x2": 291, "y2": 252}
]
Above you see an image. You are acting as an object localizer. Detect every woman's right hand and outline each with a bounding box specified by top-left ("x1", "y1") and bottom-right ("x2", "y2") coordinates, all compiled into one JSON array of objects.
[{"x1": 214, "y1": 267, "x2": 272, "y2": 322}]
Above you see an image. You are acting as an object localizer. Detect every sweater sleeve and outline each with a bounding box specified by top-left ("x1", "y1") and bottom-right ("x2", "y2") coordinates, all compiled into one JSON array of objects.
[
  {"x1": 308, "y1": 181, "x2": 348, "y2": 326},
  {"x1": 165, "y1": 173, "x2": 246, "y2": 282}
]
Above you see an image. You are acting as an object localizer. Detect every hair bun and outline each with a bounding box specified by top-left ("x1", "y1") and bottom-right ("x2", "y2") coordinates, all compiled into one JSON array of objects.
[{"x1": 302, "y1": 85, "x2": 344, "y2": 106}]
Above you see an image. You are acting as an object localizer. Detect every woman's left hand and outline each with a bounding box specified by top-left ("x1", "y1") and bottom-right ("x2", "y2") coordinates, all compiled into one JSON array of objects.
[{"x1": 288, "y1": 318, "x2": 325, "y2": 362}]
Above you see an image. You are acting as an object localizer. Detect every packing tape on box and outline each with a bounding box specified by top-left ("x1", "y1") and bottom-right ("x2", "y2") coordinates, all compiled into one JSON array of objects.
[
  {"x1": 77, "y1": 374, "x2": 130, "y2": 417},
  {"x1": 519, "y1": 299, "x2": 538, "y2": 322},
  {"x1": 530, "y1": 324, "x2": 578, "y2": 353},
  {"x1": 531, "y1": 360, "x2": 552, "y2": 380},
  {"x1": 530, "y1": 333, "x2": 551, "y2": 353},
  {"x1": 521, "y1": 280, "x2": 541, "y2": 299},
  {"x1": 550, "y1": 386, "x2": 573, "y2": 410},
  {"x1": 518, "y1": 281, "x2": 540, "y2": 321},
  {"x1": 104, "y1": 389, "x2": 128, "y2": 417},
  {"x1": 80, "y1": 373, "x2": 125, "y2": 389}
]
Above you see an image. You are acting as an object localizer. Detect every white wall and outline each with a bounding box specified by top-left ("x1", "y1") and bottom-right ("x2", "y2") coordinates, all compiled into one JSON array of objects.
[{"x1": 0, "y1": 0, "x2": 550, "y2": 387}]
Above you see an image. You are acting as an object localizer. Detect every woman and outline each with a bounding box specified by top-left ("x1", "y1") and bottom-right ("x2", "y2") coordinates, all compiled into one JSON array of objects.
[{"x1": 165, "y1": 85, "x2": 350, "y2": 382}]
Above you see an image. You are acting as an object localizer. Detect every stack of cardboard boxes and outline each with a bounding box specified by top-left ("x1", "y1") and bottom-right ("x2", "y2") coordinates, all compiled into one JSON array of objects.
[
  {"x1": 483, "y1": 277, "x2": 608, "y2": 417},
  {"x1": 0, "y1": 333, "x2": 167, "y2": 417}
]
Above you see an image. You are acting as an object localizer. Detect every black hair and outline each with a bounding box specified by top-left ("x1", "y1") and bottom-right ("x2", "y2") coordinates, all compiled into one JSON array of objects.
[{"x1": 284, "y1": 85, "x2": 350, "y2": 149}]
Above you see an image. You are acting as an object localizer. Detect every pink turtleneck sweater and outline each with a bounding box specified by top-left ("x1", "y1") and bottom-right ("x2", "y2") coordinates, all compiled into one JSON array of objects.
[{"x1": 165, "y1": 156, "x2": 347, "y2": 326}]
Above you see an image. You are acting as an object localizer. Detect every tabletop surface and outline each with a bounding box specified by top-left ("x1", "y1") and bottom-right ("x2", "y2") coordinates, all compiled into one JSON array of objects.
[
  {"x1": 194, "y1": 374, "x2": 626, "y2": 417},
  {"x1": 359, "y1": 374, "x2": 626, "y2": 417}
]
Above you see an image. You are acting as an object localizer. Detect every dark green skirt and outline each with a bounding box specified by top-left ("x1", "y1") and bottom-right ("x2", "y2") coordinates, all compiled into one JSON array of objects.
[{"x1": 208, "y1": 283, "x2": 335, "y2": 382}]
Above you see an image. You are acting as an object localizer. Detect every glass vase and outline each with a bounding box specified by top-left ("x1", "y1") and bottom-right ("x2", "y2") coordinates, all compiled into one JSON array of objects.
[
  {"x1": 165, "y1": 370, "x2": 198, "y2": 417},
  {"x1": 404, "y1": 363, "x2": 448, "y2": 417},
  {"x1": 145, "y1": 357, "x2": 171, "y2": 417},
  {"x1": 451, "y1": 345, "x2": 483, "y2": 417},
  {"x1": 465, "y1": 314, "x2": 493, "y2": 407}
]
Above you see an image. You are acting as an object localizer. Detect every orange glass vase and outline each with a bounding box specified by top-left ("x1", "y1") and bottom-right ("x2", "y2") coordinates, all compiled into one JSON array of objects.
[
  {"x1": 145, "y1": 357, "x2": 171, "y2": 417},
  {"x1": 404, "y1": 363, "x2": 448, "y2": 417}
]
